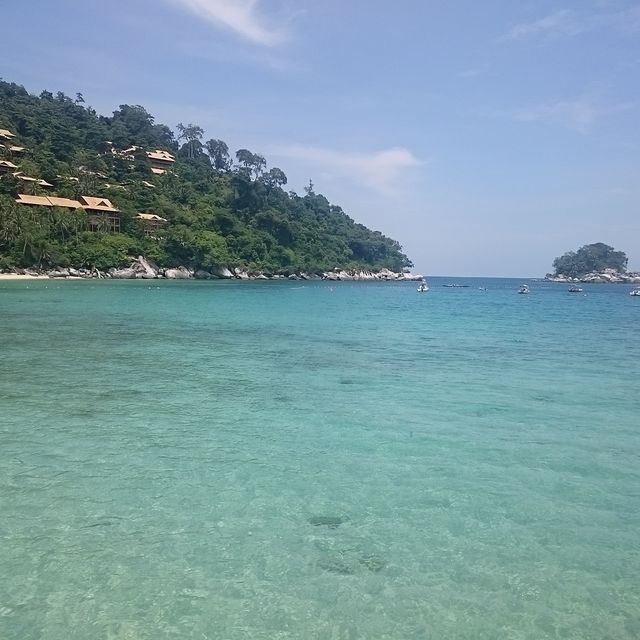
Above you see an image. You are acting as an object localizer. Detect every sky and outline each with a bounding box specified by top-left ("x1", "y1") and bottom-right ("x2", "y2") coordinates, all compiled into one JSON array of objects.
[{"x1": 2, "y1": 0, "x2": 639, "y2": 276}]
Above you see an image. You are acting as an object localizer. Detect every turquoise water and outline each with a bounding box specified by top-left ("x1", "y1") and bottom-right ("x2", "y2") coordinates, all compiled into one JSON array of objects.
[{"x1": 1, "y1": 277, "x2": 639, "y2": 639}]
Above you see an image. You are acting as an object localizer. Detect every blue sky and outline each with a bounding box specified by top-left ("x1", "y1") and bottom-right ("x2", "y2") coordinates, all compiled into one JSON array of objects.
[{"x1": 2, "y1": 0, "x2": 639, "y2": 275}]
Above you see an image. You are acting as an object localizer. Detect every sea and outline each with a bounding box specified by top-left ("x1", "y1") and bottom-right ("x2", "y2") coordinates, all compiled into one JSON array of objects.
[{"x1": 1, "y1": 277, "x2": 639, "y2": 639}]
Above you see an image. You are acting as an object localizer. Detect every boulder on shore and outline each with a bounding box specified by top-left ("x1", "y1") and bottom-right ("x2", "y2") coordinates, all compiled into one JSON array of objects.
[
  {"x1": 108, "y1": 267, "x2": 137, "y2": 279},
  {"x1": 165, "y1": 266, "x2": 192, "y2": 279},
  {"x1": 211, "y1": 266, "x2": 233, "y2": 279},
  {"x1": 47, "y1": 268, "x2": 70, "y2": 278},
  {"x1": 134, "y1": 255, "x2": 159, "y2": 278}
]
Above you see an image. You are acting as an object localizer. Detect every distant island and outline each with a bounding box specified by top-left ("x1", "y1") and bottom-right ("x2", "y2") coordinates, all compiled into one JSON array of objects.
[
  {"x1": 0, "y1": 80, "x2": 418, "y2": 281},
  {"x1": 546, "y1": 242, "x2": 640, "y2": 283}
]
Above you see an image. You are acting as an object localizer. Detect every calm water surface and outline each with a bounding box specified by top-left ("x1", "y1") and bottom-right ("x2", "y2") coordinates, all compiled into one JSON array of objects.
[{"x1": 1, "y1": 277, "x2": 639, "y2": 639}]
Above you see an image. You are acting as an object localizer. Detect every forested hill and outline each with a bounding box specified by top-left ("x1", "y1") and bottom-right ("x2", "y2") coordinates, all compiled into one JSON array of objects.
[{"x1": 0, "y1": 80, "x2": 411, "y2": 274}]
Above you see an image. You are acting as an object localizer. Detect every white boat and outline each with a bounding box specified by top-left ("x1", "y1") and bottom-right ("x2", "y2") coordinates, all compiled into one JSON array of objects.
[
  {"x1": 630, "y1": 287, "x2": 640, "y2": 297},
  {"x1": 517, "y1": 284, "x2": 530, "y2": 294},
  {"x1": 417, "y1": 280, "x2": 429, "y2": 292},
  {"x1": 568, "y1": 286, "x2": 583, "y2": 293}
]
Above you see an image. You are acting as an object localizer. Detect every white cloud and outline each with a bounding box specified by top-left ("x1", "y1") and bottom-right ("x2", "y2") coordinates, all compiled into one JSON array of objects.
[
  {"x1": 502, "y1": 10, "x2": 582, "y2": 40},
  {"x1": 502, "y1": 6, "x2": 640, "y2": 41},
  {"x1": 511, "y1": 98, "x2": 634, "y2": 133},
  {"x1": 269, "y1": 144, "x2": 422, "y2": 195},
  {"x1": 513, "y1": 99, "x2": 599, "y2": 133},
  {"x1": 167, "y1": 0, "x2": 286, "y2": 46}
]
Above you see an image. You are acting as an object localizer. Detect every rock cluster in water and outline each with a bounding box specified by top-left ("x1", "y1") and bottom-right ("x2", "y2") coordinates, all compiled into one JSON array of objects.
[
  {"x1": 2, "y1": 257, "x2": 425, "y2": 282},
  {"x1": 307, "y1": 515, "x2": 387, "y2": 575},
  {"x1": 545, "y1": 268, "x2": 640, "y2": 284}
]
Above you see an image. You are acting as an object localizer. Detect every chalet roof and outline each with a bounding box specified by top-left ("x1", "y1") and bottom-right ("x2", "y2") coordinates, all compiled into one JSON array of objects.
[
  {"x1": 50, "y1": 196, "x2": 83, "y2": 208},
  {"x1": 78, "y1": 196, "x2": 119, "y2": 212},
  {"x1": 0, "y1": 144, "x2": 25, "y2": 152},
  {"x1": 0, "y1": 128, "x2": 16, "y2": 139},
  {"x1": 150, "y1": 167, "x2": 166, "y2": 175},
  {"x1": 136, "y1": 213, "x2": 167, "y2": 222},
  {"x1": 0, "y1": 160, "x2": 19, "y2": 169},
  {"x1": 16, "y1": 194, "x2": 53, "y2": 207},
  {"x1": 147, "y1": 149, "x2": 175, "y2": 163},
  {"x1": 13, "y1": 173, "x2": 53, "y2": 187},
  {"x1": 15, "y1": 194, "x2": 82, "y2": 208}
]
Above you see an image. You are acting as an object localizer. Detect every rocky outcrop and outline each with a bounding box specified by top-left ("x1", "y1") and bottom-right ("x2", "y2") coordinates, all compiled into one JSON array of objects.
[
  {"x1": 2, "y1": 261, "x2": 426, "y2": 282},
  {"x1": 164, "y1": 266, "x2": 192, "y2": 279},
  {"x1": 234, "y1": 268, "x2": 250, "y2": 280},
  {"x1": 47, "y1": 268, "x2": 70, "y2": 278},
  {"x1": 109, "y1": 267, "x2": 137, "y2": 279},
  {"x1": 211, "y1": 266, "x2": 233, "y2": 279},
  {"x1": 321, "y1": 268, "x2": 424, "y2": 281},
  {"x1": 545, "y1": 269, "x2": 640, "y2": 284},
  {"x1": 136, "y1": 255, "x2": 159, "y2": 279}
]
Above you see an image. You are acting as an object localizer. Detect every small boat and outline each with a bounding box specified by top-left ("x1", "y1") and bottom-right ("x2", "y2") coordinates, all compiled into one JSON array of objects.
[
  {"x1": 442, "y1": 283, "x2": 469, "y2": 288},
  {"x1": 630, "y1": 288, "x2": 640, "y2": 297},
  {"x1": 517, "y1": 284, "x2": 530, "y2": 294},
  {"x1": 417, "y1": 281, "x2": 429, "y2": 293},
  {"x1": 568, "y1": 286, "x2": 583, "y2": 293}
]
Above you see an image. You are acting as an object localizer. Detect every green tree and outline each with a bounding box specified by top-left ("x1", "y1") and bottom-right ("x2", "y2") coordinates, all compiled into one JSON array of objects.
[
  {"x1": 235, "y1": 149, "x2": 266, "y2": 179},
  {"x1": 553, "y1": 243, "x2": 628, "y2": 277},
  {"x1": 0, "y1": 78, "x2": 412, "y2": 274},
  {"x1": 205, "y1": 139, "x2": 231, "y2": 171},
  {"x1": 176, "y1": 123, "x2": 204, "y2": 159},
  {"x1": 261, "y1": 167, "x2": 287, "y2": 190}
]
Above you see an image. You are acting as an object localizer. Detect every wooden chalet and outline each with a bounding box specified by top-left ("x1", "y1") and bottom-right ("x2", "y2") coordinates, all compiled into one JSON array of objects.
[
  {"x1": 13, "y1": 172, "x2": 53, "y2": 194},
  {"x1": 0, "y1": 159, "x2": 19, "y2": 173},
  {"x1": 146, "y1": 149, "x2": 175, "y2": 174},
  {"x1": 15, "y1": 194, "x2": 82, "y2": 209},
  {"x1": 79, "y1": 196, "x2": 121, "y2": 232},
  {"x1": 136, "y1": 213, "x2": 167, "y2": 237},
  {"x1": 15, "y1": 194, "x2": 121, "y2": 233},
  {"x1": 0, "y1": 144, "x2": 26, "y2": 156}
]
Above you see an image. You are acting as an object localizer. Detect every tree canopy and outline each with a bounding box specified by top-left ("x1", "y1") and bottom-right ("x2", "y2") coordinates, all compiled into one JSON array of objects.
[
  {"x1": 552, "y1": 243, "x2": 628, "y2": 278},
  {"x1": 0, "y1": 79, "x2": 411, "y2": 273}
]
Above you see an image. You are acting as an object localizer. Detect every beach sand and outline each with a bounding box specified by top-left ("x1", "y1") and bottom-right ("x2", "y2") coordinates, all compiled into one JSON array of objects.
[{"x1": 0, "y1": 273, "x2": 50, "y2": 280}]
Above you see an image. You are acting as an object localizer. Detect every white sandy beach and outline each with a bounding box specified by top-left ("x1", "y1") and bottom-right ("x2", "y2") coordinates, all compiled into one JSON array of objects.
[{"x1": 0, "y1": 273, "x2": 49, "y2": 280}]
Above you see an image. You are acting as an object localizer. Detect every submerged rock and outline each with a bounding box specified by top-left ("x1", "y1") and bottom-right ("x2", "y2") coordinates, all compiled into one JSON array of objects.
[
  {"x1": 317, "y1": 557, "x2": 356, "y2": 575},
  {"x1": 308, "y1": 515, "x2": 350, "y2": 529},
  {"x1": 359, "y1": 554, "x2": 386, "y2": 573},
  {"x1": 316, "y1": 552, "x2": 386, "y2": 575}
]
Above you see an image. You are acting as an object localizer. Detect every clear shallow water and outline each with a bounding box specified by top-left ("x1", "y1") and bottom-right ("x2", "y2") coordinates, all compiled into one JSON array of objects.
[{"x1": 1, "y1": 277, "x2": 639, "y2": 639}]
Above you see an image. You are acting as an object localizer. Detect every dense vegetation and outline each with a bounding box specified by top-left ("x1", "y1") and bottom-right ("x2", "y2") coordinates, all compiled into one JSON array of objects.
[
  {"x1": 0, "y1": 80, "x2": 411, "y2": 273},
  {"x1": 552, "y1": 243, "x2": 628, "y2": 278}
]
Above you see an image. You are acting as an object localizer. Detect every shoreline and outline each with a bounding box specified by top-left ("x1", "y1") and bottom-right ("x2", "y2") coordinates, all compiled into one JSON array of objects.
[
  {"x1": 0, "y1": 273, "x2": 51, "y2": 280},
  {"x1": 0, "y1": 260, "x2": 425, "y2": 282}
]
